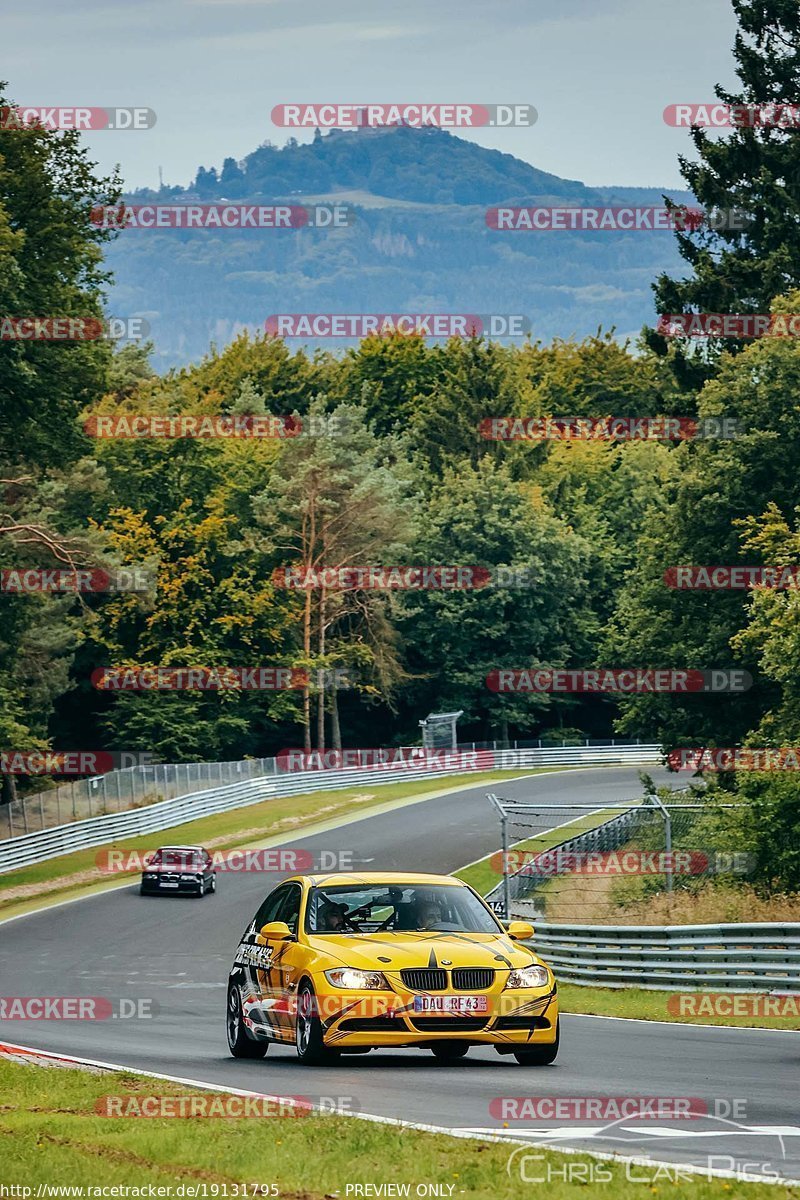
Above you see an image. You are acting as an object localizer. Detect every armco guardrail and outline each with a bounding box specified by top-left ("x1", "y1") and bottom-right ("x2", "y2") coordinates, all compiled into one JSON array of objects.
[
  {"x1": 0, "y1": 776, "x2": 277, "y2": 874},
  {"x1": 0, "y1": 743, "x2": 660, "y2": 873},
  {"x1": 527, "y1": 921, "x2": 800, "y2": 991}
]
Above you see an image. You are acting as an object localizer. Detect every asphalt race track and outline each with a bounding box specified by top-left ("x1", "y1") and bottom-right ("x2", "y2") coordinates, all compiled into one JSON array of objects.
[{"x1": 2, "y1": 766, "x2": 799, "y2": 1184}]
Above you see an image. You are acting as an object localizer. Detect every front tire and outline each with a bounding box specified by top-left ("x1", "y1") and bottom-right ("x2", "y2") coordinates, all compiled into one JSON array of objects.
[
  {"x1": 227, "y1": 985, "x2": 268, "y2": 1059},
  {"x1": 513, "y1": 1020, "x2": 559, "y2": 1065},
  {"x1": 431, "y1": 1042, "x2": 469, "y2": 1061},
  {"x1": 295, "y1": 981, "x2": 338, "y2": 1066}
]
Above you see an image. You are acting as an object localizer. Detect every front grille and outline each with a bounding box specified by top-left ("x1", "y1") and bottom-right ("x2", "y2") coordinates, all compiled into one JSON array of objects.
[
  {"x1": 452, "y1": 968, "x2": 495, "y2": 990},
  {"x1": 411, "y1": 1017, "x2": 488, "y2": 1033},
  {"x1": 400, "y1": 968, "x2": 447, "y2": 991}
]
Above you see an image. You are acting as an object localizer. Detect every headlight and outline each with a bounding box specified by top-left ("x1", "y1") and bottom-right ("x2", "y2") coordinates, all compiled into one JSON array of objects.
[
  {"x1": 324, "y1": 968, "x2": 389, "y2": 990},
  {"x1": 504, "y1": 964, "x2": 549, "y2": 989}
]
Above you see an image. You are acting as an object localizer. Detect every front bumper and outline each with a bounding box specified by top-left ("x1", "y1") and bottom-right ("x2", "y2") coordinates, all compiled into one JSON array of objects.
[
  {"x1": 140, "y1": 875, "x2": 204, "y2": 893},
  {"x1": 313, "y1": 982, "x2": 558, "y2": 1048}
]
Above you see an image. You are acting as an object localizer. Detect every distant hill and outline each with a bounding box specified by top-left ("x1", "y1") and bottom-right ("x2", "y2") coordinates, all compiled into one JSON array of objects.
[{"x1": 108, "y1": 126, "x2": 694, "y2": 368}]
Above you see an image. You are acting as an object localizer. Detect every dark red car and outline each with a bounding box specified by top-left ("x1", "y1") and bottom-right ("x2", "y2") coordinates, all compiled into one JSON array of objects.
[{"x1": 140, "y1": 845, "x2": 216, "y2": 898}]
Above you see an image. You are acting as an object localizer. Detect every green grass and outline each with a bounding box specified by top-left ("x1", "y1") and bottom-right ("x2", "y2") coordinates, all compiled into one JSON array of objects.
[
  {"x1": 455, "y1": 807, "x2": 622, "y2": 896},
  {"x1": 0, "y1": 768, "x2": 568, "y2": 921},
  {"x1": 558, "y1": 982, "x2": 800, "y2": 1029},
  {"x1": 0, "y1": 1058, "x2": 788, "y2": 1197}
]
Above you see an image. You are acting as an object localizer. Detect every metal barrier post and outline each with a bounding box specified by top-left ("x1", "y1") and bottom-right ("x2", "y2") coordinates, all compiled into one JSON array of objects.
[
  {"x1": 650, "y1": 792, "x2": 673, "y2": 892},
  {"x1": 487, "y1": 793, "x2": 511, "y2": 920}
]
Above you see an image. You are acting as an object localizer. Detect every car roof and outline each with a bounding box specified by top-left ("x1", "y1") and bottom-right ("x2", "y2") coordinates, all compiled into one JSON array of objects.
[
  {"x1": 287, "y1": 871, "x2": 465, "y2": 888},
  {"x1": 156, "y1": 845, "x2": 205, "y2": 852}
]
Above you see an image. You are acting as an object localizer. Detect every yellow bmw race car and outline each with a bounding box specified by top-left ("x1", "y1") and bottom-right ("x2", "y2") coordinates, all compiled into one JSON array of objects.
[{"x1": 226, "y1": 871, "x2": 559, "y2": 1065}]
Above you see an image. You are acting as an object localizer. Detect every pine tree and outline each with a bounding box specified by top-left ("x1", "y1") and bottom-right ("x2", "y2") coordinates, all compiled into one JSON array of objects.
[{"x1": 648, "y1": 0, "x2": 800, "y2": 382}]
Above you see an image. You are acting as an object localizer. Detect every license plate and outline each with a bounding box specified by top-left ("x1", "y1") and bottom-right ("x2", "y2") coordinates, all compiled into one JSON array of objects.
[
  {"x1": 413, "y1": 995, "x2": 488, "y2": 1014},
  {"x1": 160, "y1": 882, "x2": 180, "y2": 888}
]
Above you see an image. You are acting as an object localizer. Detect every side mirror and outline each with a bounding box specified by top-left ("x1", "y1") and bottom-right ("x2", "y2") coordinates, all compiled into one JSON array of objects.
[
  {"x1": 260, "y1": 920, "x2": 293, "y2": 941},
  {"x1": 506, "y1": 920, "x2": 534, "y2": 941}
]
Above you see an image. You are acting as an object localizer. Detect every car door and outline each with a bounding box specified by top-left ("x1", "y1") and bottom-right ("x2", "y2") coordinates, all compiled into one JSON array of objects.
[
  {"x1": 259, "y1": 882, "x2": 305, "y2": 1040},
  {"x1": 235, "y1": 883, "x2": 293, "y2": 1040}
]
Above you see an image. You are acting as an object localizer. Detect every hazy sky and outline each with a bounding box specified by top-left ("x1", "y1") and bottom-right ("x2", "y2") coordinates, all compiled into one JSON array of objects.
[{"x1": 4, "y1": 0, "x2": 739, "y2": 191}]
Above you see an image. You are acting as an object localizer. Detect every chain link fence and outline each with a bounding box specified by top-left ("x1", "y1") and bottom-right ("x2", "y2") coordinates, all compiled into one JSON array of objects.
[
  {"x1": 486, "y1": 794, "x2": 750, "y2": 924},
  {"x1": 0, "y1": 758, "x2": 276, "y2": 838},
  {"x1": 0, "y1": 739, "x2": 653, "y2": 840}
]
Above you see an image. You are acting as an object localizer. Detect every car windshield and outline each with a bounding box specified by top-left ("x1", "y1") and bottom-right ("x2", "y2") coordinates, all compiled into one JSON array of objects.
[
  {"x1": 149, "y1": 849, "x2": 202, "y2": 868},
  {"x1": 306, "y1": 883, "x2": 502, "y2": 935}
]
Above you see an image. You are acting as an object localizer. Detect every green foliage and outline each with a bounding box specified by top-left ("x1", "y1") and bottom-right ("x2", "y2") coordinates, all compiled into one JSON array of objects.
[{"x1": 649, "y1": 0, "x2": 800, "y2": 381}]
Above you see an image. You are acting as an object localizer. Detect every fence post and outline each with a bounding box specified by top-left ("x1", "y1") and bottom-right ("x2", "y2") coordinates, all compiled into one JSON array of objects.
[
  {"x1": 650, "y1": 792, "x2": 673, "y2": 893},
  {"x1": 501, "y1": 808, "x2": 511, "y2": 920},
  {"x1": 487, "y1": 793, "x2": 511, "y2": 921}
]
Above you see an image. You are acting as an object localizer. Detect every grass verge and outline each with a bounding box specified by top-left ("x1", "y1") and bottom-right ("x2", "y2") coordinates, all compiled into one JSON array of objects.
[
  {"x1": 0, "y1": 768, "x2": 565, "y2": 922},
  {"x1": 558, "y1": 982, "x2": 800, "y2": 1029},
  {"x1": 0, "y1": 1057, "x2": 789, "y2": 1197}
]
